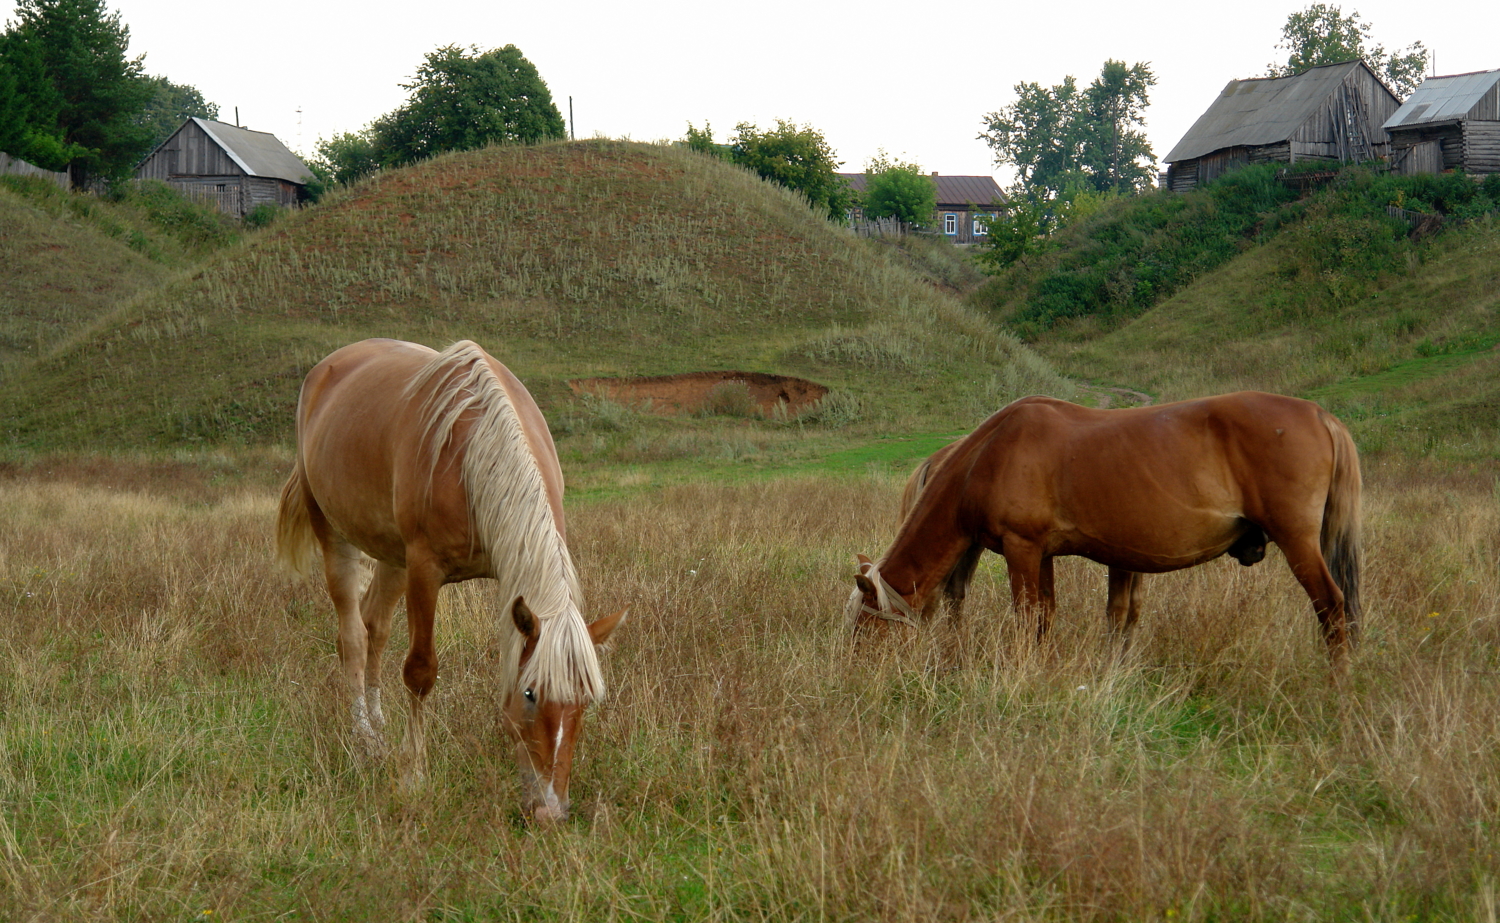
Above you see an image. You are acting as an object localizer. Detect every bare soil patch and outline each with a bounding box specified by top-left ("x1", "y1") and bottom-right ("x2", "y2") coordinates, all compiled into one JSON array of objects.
[{"x1": 570, "y1": 371, "x2": 828, "y2": 416}]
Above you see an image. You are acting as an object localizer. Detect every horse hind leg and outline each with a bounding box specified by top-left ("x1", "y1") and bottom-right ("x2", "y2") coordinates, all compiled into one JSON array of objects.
[
  {"x1": 359, "y1": 561, "x2": 408, "y2": 735},
  {"x1": 1276, "y1": 534, "x2": 1352, "y2": 675},
  {"x1": 1105, "y1": 568, "x2": 1145, "y2": 655},
  {"x1": 322, "y1": 540, "x2": 384, "y2": 758}
]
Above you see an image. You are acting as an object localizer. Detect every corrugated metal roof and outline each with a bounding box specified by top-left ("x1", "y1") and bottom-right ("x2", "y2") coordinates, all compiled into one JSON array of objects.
[
  {"x1": 1383, "y1": 69, "x2": 1500, "y2": 129},
  {"x1": 1165, "y1": 61, "x2": 1373, "y2": 164},
  {"x1": 193, "y1": 118, "x2": 313, "y2": 184},
  {"x1": 838, "y1": 172, "x2": 1005, "y2": 208}
]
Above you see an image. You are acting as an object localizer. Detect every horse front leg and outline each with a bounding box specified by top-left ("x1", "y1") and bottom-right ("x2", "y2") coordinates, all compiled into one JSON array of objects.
[
  {"x1": 939, "y1": 544, "x2": 984, "y2": 623},
  {"x1": 1106, "y1": 568, "x2": 1145, "y2": 655},
  {"x1": 398, "y1": 557, "x2": 444, "y2": 791},
  {"x1": 1002, "y1": 540, "x2": 1050, "y2": 639}
]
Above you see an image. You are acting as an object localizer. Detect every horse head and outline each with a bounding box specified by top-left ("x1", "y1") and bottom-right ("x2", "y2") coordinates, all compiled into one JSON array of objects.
[
  {"x1": 502, "y1": 596, "x2": 627, "y2": 823},
  {"x1": 844, "y1": 553, "x2": 920, "y2": 639}
]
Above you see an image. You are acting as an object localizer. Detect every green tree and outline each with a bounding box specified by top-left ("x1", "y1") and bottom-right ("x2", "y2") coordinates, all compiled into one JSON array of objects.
[
  {"x1": 728, "y1": 119, "x2": 853, "y2": 221},
  {"x1": 980, "y1": 59, "x2": 1157, "y2": 205},
  {"x1": 979, "y1": 76, "x2": 1085, "y2": 204},
  {"x1": 1077, "y1": 60, "x2": 1157, "y2": 194},
  {"x1": 861, "y1": 151, "x2": 936, "y2": 227},
  {"x1": 1, "y1": 0, "x2": 153, "y2": 183},
  {"x1": 309, "y1": 127, "x2": 381, "y2": 187},
  {"x1": 137, "y1": 75, "x2": 218, "y2": 152},
  {"x1": 973, "y1": 197, "x2": 1051, "y2": 271},
  {"x1": 1268, "y1": 4, "x2": 1428, "y2": 97},
  {"x1": 0, "y1": 55, "x2": 29, "y2": 155},
  {"x1": 683, "y1": 121, "x2": 727, "y2": 158},
  {"x1": 372, "y1": 44, "x2": 565, "y2": 166}
]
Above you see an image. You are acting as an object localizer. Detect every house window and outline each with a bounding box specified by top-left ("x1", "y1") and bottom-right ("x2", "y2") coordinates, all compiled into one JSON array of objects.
[
  {"x1": 943, "y1": 213, "x2": 957, "y2": 235},
  {"x1": 973, "y1": 214, "x2": 993, "y2": 236}
]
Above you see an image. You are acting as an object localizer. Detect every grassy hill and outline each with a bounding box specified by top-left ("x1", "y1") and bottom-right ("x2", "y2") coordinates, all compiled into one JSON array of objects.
[
  {"x1": 0, "y1": 176, "x2": 237, "y2": 371},
  {"x1": 0, "y1": 141, "x2": 1066, "y2": 454},
  {"x1": 976, "y1": 166, "x2": 1500, "y2": 459}
]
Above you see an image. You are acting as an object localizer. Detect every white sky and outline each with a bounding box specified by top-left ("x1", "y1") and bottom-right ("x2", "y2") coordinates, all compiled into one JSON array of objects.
[{"x1": 4, "y1": 0, "x2": 1493, "y2": 185}]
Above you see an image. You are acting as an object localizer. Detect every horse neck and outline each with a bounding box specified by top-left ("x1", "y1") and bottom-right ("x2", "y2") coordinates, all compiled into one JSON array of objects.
[{"x1": 877, "y1": 499, "x2": 974, "y2": 611}]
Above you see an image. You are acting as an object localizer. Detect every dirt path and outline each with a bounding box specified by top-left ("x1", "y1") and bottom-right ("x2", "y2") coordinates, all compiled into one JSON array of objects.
[{"x1": 1075, "y1": 384, "x2": 1155, "y2": 409}]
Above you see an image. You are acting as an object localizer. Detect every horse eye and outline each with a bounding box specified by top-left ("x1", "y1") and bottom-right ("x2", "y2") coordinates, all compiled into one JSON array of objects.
[{"x1": 523, "y1": 688, "x2": 536, "y2": 703}]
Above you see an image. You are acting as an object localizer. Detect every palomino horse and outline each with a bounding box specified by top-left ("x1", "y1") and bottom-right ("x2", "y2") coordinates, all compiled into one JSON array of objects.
[
  {"x1": 276, "y1": 338, "x2": 625, "y2": 821},
  {"x1": 847, "y1": 392, "x2": 1362, "y2": 671}
]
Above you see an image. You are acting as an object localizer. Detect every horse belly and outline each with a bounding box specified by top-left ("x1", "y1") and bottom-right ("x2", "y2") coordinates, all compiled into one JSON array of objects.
[{"x1": 1059, "y1": 513, "x2": 1244, "y2": 574}]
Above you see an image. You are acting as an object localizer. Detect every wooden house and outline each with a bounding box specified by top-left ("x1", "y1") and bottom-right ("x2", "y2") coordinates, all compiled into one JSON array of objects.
[
  {"x1": 1162, "y1": 60, "x2": 1402, "y2": 192},
  {"x1": 1383, "y1": 69, "x2": 1500, "y2": 175},
  {"x1": 135, "y1": 118, "x2": 313, "y2": 217},
  {"x1": 839, "y1": 172, "x2": 1006, "y2": 244}
]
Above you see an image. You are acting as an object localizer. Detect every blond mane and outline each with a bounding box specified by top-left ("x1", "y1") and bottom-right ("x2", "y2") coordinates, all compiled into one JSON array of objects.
[{"x1": 404, "y1": 341, "x2": 604, "y2": 704}]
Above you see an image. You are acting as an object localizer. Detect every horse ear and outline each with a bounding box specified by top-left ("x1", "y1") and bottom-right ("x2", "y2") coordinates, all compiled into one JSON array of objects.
[
  {"x1": 854, "y1": 573, "x2": 879, "y2": 599},
  {"x1": 585, "y1": 609, "x2": 627, "y2": 645},
  {"x1": 588, "y1": 606, "x2": 628, "y2": 647},
  {"x1": 855, "y1": 553, "x2": 874, "y2": 573},
  {"x1": 511, "y1": 596, "x2": 539, "y2": 641}
]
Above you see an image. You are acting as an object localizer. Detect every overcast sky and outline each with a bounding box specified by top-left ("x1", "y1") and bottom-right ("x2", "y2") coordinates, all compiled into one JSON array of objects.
[{"x1": 4, "y1": 0, "x2": 1494, "y2": 184}]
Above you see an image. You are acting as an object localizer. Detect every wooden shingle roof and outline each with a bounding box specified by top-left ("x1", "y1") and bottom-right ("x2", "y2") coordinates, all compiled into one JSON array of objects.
[
  {"x1": 839, "y1": 173, "x2": 1005, "y2": 208},
  {"x1": 1164, "y1": 61, "x2": 1389, "y2": 164}
]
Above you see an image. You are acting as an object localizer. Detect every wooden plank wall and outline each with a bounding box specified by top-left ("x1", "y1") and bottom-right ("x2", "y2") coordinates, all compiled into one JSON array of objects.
[
  {"x1": 1464, "y1": 122, "x2": 1500, "y2": 173},
  {"x1": 137, "y1": 122, "x2": 243, "y2": 183},
  {"x1": 1392, "y1": 140, "x2": 1445, "y2": 175}
]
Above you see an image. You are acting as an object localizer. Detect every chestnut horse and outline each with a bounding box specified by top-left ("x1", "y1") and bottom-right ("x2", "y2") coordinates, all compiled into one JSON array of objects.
[
  {"x1": 847, "y1": 392, "x2": 1362, "y2": 670},
  {"x1": 276, "y1": 338, "x2": 625, "y2": 821}
]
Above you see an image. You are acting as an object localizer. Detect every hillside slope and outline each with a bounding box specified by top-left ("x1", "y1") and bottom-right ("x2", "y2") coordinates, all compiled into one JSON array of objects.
[
  {"x1": 0, "y1": 140, "x2": 1067, "y2": 450},
  {"x1": 0, "y1": 184, "x2": 172, "y2": 369},
  {"x1": 979, "y1": 168, "x2": 1500, "y2": 457}
]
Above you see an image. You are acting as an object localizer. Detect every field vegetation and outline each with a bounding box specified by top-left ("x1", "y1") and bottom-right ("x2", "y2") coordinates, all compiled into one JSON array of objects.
[
  {"x1": 4, "y1": 142, "x2": 1500, "y2": 920},
  {"x1": 3, "y1": 455, "x2": 1499, "y2": 920}
]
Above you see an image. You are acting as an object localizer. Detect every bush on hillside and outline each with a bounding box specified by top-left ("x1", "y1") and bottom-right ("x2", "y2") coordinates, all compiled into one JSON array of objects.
[
  {"x1": 984, "y1": 162, "x2": 1500, "y2": 337},
  {"x1": 108, "y1": 180, "x2": 239, "y2": 254}
]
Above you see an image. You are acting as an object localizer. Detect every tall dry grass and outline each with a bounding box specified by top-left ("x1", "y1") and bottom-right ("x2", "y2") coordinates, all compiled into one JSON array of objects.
[{"x1": 2, "y1": 458, "x2": 1499, "y2": 920}]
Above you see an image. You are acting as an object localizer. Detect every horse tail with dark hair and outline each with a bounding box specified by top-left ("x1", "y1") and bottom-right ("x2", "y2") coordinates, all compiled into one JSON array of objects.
[{"x1": 1319, "y1": 410, "x2": 1363, "y2": 640}]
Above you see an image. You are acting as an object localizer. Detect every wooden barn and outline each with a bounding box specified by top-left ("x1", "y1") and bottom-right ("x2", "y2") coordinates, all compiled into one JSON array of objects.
[
  {"x1": 135, "y1": 118, "x2": 313, "y2": 217},
  {"x1": 838, "y1": 172, "x2": 1006, "y2": 244},
  {"x1": 1161, "y1": 60, "x2": 1402, "y2": 192},
  {"x1": 1383, "y1": 68, "x2": 1500, "y2": 175}
]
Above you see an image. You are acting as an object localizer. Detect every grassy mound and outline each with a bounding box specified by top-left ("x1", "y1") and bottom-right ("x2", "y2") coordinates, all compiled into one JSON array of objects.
[
  {"x1": 0, "y1": 140, "x2": 1066, "y2": 451},
  {"x1": 0, "y1": 177, "x2": 237, "y2": 372}
]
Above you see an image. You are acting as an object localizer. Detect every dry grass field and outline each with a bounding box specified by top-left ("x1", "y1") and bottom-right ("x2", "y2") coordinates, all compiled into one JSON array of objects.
[{"x1": 4, "y1": 453, "x2": 1499, "y2": 921}]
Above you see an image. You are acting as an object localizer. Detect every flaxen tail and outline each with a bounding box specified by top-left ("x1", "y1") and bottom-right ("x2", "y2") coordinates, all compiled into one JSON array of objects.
[
  {"x1": 1320, "y1": 410, "x2": 1363, "y2": 639},
  {"x1": 275, "y1": 463, "x2": 317, "y2": 578}
]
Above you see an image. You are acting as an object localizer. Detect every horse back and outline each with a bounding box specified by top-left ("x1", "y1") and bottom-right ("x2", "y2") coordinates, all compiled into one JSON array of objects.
[
  {"x1": 958, "y1": 392, "x2": 1341, "y2": 570},
  {"x1": 294, "y1": 339, "x2": 559, "y2": 574}
]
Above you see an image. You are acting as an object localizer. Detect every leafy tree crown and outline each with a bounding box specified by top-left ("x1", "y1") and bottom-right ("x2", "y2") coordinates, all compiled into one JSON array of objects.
[{"x1": 1267, "y1": 4, "x2": 1428, "y2": 97}]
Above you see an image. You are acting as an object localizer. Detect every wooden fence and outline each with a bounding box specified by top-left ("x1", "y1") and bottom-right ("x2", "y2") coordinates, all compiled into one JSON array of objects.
[
  {"x1": 851, "y1": 216, "x2": 912, "y2": 238},
  {"x1": 0, "y1": 152, "x2": 70, "y2": 189}
]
